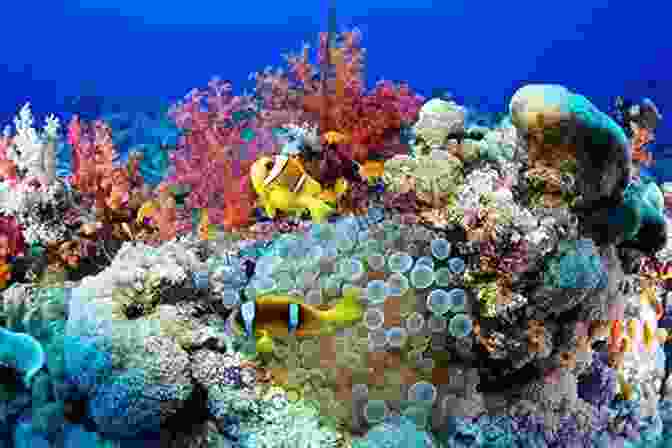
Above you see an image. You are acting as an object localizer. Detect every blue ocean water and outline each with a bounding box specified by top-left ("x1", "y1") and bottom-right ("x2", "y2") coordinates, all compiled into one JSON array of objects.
[{"x1": 0, "y1": 1, "x2": 670, "y2": 177}]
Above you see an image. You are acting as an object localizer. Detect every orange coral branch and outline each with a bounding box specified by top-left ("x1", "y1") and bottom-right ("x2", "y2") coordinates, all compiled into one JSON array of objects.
[{"x1": 631, "y1": 124, "x2": 655, "y2": 166}]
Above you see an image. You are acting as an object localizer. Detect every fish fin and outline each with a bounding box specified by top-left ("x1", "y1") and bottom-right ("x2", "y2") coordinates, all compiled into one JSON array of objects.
[
  {"x1": 323, "y1": 287, "x2": 363, "y2": 324},
  {"x1": 241, "y1": 301, "x2": 256, "y2": 337},
  {"x1": 289, "y1": 303, "x2": 299, "y2": 333}
]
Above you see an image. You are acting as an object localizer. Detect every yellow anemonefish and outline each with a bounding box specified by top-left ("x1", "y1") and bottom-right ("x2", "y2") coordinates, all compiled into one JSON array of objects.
[
  {"x1": 230, "y1": 287, "x2": 364, "y2": 353},
  {"x1": 250, "y1": 155, "x2": 336, "y2": 223},
  {"x1": 627, "y1": 319, "x2": 638, "y2": 344}
]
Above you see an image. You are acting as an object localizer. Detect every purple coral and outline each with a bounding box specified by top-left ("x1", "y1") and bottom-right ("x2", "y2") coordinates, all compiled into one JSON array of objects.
[{"x1": 577, "y1": 351, "x2": 617, "y2": 409}]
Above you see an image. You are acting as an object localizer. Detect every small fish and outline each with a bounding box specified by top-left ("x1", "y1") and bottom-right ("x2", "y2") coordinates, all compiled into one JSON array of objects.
[
  {"x1": 230, "y1": 287, "x2": 363, "y2": 348},
  {"x1": 627, "y1": 319, "x2": 638, "y2": 343},
  {"x1": 643, "y1": 320, "x2": 655, "y2": 351}
]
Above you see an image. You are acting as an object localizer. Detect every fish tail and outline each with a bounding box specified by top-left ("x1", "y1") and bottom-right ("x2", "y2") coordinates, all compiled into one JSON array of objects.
[
  {"x1": 322, "y1": 287, "x2": 363, "y2": 324},
  {"x1": 250, "y1": 157, "x2": 272, "y2": 194}
]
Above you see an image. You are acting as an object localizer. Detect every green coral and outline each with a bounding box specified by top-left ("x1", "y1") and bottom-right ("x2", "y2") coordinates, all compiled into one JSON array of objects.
[
  {"x1": 527, "y1": 174, "x2": 547, "y2": 208},
  {"x1": 476, "y1": 281, "x2": 498, "y2": 318},
  {"x1": 383, "y1": 154, "x2": 464, "y2": 199}
]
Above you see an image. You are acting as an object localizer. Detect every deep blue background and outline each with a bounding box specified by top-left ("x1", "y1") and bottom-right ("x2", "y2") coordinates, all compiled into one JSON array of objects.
[{"x1": 1, "y1": 1, "x2": 670, "y2": 174}]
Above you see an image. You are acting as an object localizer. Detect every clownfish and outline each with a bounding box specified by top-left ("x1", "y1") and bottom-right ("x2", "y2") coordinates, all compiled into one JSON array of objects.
[
  {"x1": 250, "y1": 155, "x2": 338, "y2": 223},
  {"x1": 230, "y1": 287, "x2": 364, "y2": 354}
]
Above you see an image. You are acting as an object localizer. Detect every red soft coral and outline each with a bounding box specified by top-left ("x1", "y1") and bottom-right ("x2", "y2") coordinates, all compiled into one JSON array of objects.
[
  {"x1": 0, "y1": 215, "x2": 26, "y2": 260},
  {"x1": 291, "y1": 29, "x2": 424, "y2": 162}
]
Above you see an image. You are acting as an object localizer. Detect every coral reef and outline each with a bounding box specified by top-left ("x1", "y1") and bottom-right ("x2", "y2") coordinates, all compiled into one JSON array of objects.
[{"x1": 1, "y1": 21, "x2": 672, "y2": 448}]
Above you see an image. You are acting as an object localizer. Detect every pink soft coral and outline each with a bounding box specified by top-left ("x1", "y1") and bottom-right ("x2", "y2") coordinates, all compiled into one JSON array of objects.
[
  {"x1": 167, "y1": 78, "x2": 275, "y2": 230},
  {"x1": 67, "y1": 116, "x2": 124, "y2": 212}
]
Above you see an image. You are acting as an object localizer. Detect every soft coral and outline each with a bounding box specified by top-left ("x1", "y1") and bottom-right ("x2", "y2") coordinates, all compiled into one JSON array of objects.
[
  {"x1": 294, "y1": 30, "x2": 424, "y2": 162},
  {"x1": 167, "y1": 79, "x2": 273, "y2": 230}
]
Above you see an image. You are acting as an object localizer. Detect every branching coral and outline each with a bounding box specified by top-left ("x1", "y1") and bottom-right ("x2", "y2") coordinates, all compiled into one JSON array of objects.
[
  {"x1": 3, "y1": 103, "x2": 60, "y2": 187},
  {"x1": 277, "y1": 29, "x2": 424, "y2": 162},
  {"x1": 167, "y1": 78, "x2": 270, "y2": 230}
]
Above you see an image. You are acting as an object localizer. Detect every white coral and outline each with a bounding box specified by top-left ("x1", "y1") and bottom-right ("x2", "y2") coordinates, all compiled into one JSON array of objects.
[
  {"x1": 241, "y1": 397, "x2": 342, "y2": 448},
  {"x1": 77, "y1": 240, "x2": 201, "y2": 302},
  {"x1": 6, "y1": 103, "x2": 60, "y2": 184}
]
